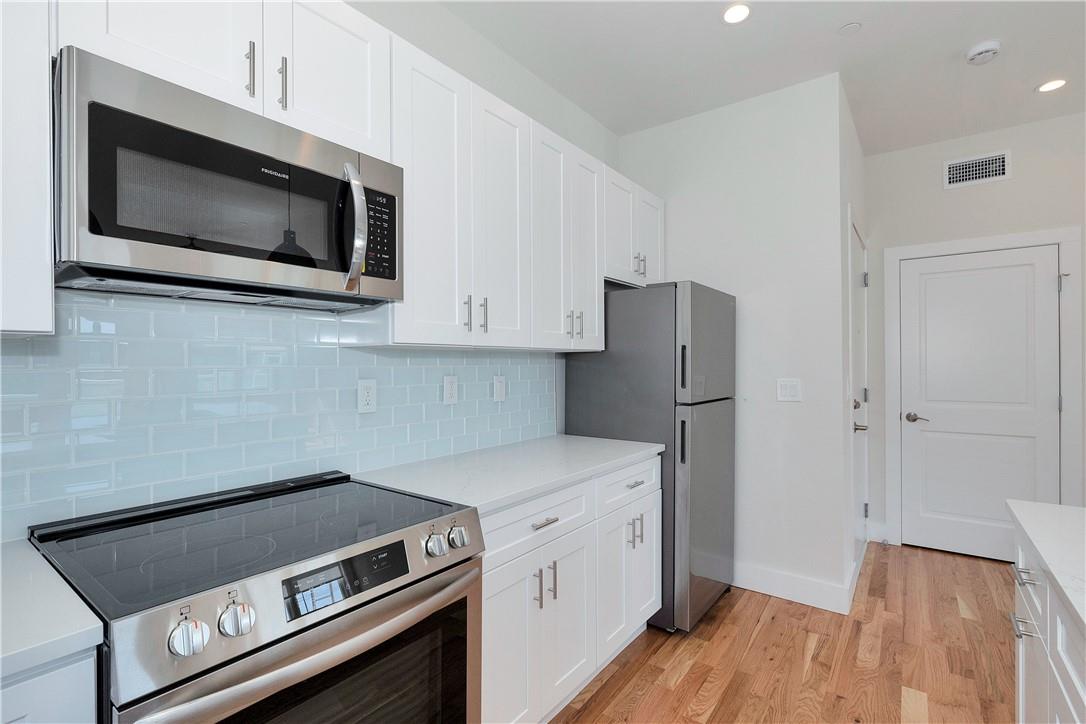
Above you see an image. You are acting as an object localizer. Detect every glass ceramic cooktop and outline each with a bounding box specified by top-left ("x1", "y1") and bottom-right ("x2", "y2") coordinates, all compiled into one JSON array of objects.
[{"x1": 33, "y1": 475, "x2": 458, "y2": 620}]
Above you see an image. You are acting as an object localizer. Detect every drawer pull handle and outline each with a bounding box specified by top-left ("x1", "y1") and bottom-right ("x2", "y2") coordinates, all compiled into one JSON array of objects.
[
  {"x1": 1009, "y1": 613, "x2": 1039, "y2": 639},
  {"x1": 531, "y1": 516, "x2": 559, "y2": 531},
  {"x1": 1013, "y1": 566, "x2": 1039, "y2": 587},
  {"x1": 626, "y1": 480, "x2": 647, "y2": 489}
]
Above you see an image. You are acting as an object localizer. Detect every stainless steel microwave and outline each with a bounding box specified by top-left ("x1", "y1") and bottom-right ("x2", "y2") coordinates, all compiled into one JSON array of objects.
[{"x1": 54, "y1": 47, "x2": 403, "y2": 311}]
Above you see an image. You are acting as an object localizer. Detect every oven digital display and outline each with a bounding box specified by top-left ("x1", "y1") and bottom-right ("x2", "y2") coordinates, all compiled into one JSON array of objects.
[{"x1": 282, "y1": 540, "x2": 410, "y2": 621}]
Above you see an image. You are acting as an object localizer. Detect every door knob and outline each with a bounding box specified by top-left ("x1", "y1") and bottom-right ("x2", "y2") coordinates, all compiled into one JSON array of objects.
[
  {"x1": 853, "y1": 423, "x2": 868, "y2": 432},
  {"x1": 904, "y1": 412, "x2": 930, "y2": 423}
]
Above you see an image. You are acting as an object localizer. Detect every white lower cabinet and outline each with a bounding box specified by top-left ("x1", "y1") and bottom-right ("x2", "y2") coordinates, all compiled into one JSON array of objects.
[
  {"x1": 482, "y1": 457, "x2": 662, "y2": 722},
  {"x1": 597, "y1": 489, "x2": 662, "y2": 665},
  {"x1": 1017, "y1": 589, "x2": 1050, "y2": 724},
  {"x1": 1, "y1": 651, "x2": 96, "y2": 724}
]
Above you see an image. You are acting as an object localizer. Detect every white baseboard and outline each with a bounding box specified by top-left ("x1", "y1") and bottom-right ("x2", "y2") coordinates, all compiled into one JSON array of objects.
[
  {"x1": 733, "y1": 560, "x2": 853, "y2": 614},
  {"x1": 866, "y1": 520, "x2": 899, "y2": 545}
]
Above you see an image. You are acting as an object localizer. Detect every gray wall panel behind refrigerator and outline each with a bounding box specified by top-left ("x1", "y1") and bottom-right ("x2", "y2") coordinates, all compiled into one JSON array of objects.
[{"x1": 565, "y1": 283, "x2": 679, "y2": 630}]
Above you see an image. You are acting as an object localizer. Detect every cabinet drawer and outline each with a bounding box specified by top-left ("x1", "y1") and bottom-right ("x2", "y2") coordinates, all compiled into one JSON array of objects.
[
  {"x1": 1, "y1": 651, "x2": 96, "y2": 724},
  {"x1": 596, "y1": 458, "x2": 661, "y2": 517},
  {"x1": 481, "y1": 481, "x2": 595, "y2": 571},
  {"x1": 1015, "y1": 535, "x2": 1049, "y2": 645},
  {"x1": 1050, "y1": 593, "x2": 1086, "y2": 721}
]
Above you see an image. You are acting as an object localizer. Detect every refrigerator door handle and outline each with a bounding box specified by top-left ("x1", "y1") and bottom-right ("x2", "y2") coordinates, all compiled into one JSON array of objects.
[
  {"x1": 680, "y1": 345, "x2": 687, "y2": 389},
  {"x1": 680, "y1": 419, "x2": 687, "y2": 464}
]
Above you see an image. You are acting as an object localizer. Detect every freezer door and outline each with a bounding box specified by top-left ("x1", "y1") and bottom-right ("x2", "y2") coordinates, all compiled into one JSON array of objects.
[
  {"x1": 673, "y1": 399, "x2": 734, "y2": 631},
  {"x1": 675, "y1": 282, "x2": 736, "y2": 404}
]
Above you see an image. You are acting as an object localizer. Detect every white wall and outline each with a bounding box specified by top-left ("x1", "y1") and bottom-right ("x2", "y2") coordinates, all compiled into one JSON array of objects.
[
  {"x1": 864, "y1": 113, "x2": 1086, "y2": 529},
  {"x1": 351, "y1": 2, "x2": 620, "y2": 166},
  {"x1": 618, "y1": 74, "x2": 855, "y2": 612}
]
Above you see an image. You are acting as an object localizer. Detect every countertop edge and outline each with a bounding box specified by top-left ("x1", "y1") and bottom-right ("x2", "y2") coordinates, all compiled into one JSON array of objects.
[
  {"x1": 474, "y1": 444, "x2": 665, "y2": 517},
  {"x1": 1006, "y1": 500, "x2": 1086, "y2": 633}
]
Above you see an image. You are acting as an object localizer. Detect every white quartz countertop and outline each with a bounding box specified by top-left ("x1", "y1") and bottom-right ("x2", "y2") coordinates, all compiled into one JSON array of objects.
[
  {"x1": 1, "y1": 539, "x2": 103, "y2": 679},
  {"x1": 360, "y1": 435, "x2": 665, "y2": 516},
  {"x1": 1007, "y1": 499, "x2": 1086, "y2": 630}
]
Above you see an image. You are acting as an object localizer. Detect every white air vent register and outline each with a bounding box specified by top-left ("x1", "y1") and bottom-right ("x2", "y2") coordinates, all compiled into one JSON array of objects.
[{"x1": 945, "y1": 151, "x2": 1010, "y2": 188}]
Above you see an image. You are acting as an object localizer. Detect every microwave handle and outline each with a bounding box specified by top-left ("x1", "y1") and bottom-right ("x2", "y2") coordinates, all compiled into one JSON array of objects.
[
  {"x1": 135, "y1": 566, "x2": 480, "y2": 723},
  {"x1": 343, "y1": 161, "x2": 368, "y2": 293}
]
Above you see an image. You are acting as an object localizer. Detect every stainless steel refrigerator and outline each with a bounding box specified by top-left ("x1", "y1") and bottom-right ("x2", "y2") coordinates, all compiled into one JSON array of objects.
[{"x1": 565, "y1": 281, "x2": 735, "y2": 632}]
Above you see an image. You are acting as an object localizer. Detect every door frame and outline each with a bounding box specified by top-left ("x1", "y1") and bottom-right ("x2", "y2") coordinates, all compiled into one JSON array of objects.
[
  {"x1": 847, "y1": 217, "x2": 869, "y2": 563},
  {"x1": 883, "y1": 226, "x2": 1083, "y2": 546}
]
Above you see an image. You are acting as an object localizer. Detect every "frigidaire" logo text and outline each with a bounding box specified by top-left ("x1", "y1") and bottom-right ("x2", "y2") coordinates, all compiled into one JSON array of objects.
[{"x1": 260, "y1": 167, "x2": 289, "y2": 180}]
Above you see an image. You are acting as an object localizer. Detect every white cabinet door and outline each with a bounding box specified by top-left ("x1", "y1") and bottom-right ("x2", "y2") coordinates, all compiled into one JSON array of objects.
[
  {"x1": 603, "y1": 167, "x2": 640, "y2": 286},
  {"x1": 628, "y1": 489, "x2": 663, "y2": 622},
  {"x1": 471, "y1": 86, "x2": 532, "y2": 347},
  {"x1": 389, "y1": 38, "x2": 473, "y2": 345},
  {"x1": 530, "y1": 122, "x2": 573, "y2": 349},
  {"x1": 569, "y1": 149, "x2": 605, "y2": 351},
  {"x1": 56, "y1": 1, "x2": 263, "y2": 113},
  {"x1": 263, "y1": 1, "x2": 390, "y2": 159},
  {"x1": 596, "y1": 505, "x2": 633, "y2": 664},
  {"x1": 0, "y1": 651, "x2": 96, "y2": 724},
  {"x1": 635, "y1": 188, "x2": 665, "y2": 284},
  {"x1": 2, "y1": 0, "x2": 54, "y2": 334},
  {"x1": 483, "y1": 553, "x2": 543, "y2": 724},
  {"x1": 1017, "y1": 591, "x2": 1049, "y2": 724},
  {"x1": 538, "y1": 524, "x2": 597, "y2": 710}
]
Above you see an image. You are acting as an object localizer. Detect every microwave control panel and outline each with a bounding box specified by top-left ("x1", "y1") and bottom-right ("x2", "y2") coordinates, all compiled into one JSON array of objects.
[{"x1": 363, "y1": 189, "x2": 396, "y2": 280}]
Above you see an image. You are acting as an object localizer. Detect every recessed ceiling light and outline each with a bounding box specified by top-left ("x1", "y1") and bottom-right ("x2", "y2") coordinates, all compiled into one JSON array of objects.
[
  {"x1": 838, "y1": 22, "x2": 863, "y2": 36},
  {"x1": 1037, "y1": 79, "x2": 1067, "y2": 93},
  {"x1": 722, "y1": 4, "x2": 750, "y2": 24}
]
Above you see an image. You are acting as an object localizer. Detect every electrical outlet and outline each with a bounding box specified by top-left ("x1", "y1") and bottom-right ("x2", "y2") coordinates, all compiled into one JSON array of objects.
[
  {"x1": 357, "y1": 379, "x2": 377, "y2": 413},
  {"x1": 776, "y1": 378, "x2": 802, "y2": 402},
  {"x1": 493, "y1": 375, "x2": 507, "y2": 403},
  {"x1": 442, "y1": 375, "x2": 459, "y2": 405}
]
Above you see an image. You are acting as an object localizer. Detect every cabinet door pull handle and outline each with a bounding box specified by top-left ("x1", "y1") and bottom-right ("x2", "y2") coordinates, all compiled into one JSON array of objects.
[
  {"x1": 567, "y1": 310, "x2": 574, "y2": 338},
  {"x1": 576, "y1": 311, "x2": 584, "y2": 339},
  {"x1": 626, "y1": 479, "x2": 646, "y2": 489},
  {"x1": 531, "y1": 516, "x2": 559, "y2": 531},
  {"x1": 533, "y1": 568, "x2": 544, "y2": 609},
  {"x1": 479, "y1": 297, "x2": 489, "y2": 333},
  {"x1": 636, "y1": 512, "x2": 645, "y2": 544},
  {"x1": 1009, "y1": 613, "x2": 1038, "y2": 639},
  {"x1": 1013, "y1": 566, "x2": 1039, "y2": 587},
  {"x1": 547, "y1": 560, "x2": 558, "y2": 600},
  {"x1": 633, "y1": 253, "x2": 642, "y2": 274},
  {"x1": 463, "y1": 294, "x2": 473, "y2": 330},
  {"x1": 629, "y1": 519, "x2": 637, "y2": 549},
  {"x1": 245, "y1": 41, "x2": 255, "y2": 97},
  {"x1": 277, "y1": 56, "x2": 288, "y2": 110},
  {"x1": 640, "y1": 255, "x2": 647, "y2": 276}
]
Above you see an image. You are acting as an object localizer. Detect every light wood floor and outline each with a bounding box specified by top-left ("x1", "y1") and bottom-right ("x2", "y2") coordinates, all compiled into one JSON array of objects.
[{"x1": 554, "y1": 542, "x2": 1015, "y2": 723}]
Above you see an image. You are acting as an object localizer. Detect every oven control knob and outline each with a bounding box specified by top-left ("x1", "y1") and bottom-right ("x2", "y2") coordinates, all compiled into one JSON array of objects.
[
  {"x1": 425, "y1": 533, "x2": 449, "y2": 557},
  {"x1": 218, "y1": 602, "x2": 256, "y2": 638},
  {"x1": 447, "y1": 526, "x2": 470, "y2": 549},
  {"x1": 168, "y1": 619, "x2": 211, "y2": 657}
]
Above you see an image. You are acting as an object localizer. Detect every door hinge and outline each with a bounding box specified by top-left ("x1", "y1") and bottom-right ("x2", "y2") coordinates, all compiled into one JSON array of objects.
[
  {"x1": 862, "y1": 387, "x2": 869, "y2": 403},
  {"x1": 863, "y1": 502, "x2": 869, "y2": 519},
  {"x1": 1058, "y1": 394, "x2": 1063, "y2": 412},
  {"x1": 862, "y1": 272, "x2": 869, "y2": 288},
  {"x1": 1059, "y1": 273, "x2": 1069, "y2": 292}
]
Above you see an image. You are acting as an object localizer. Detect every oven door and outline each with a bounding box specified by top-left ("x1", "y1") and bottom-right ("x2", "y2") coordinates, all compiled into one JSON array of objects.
[{"x1": 117, "y1": 559, "x2": 481, "y2": 724}]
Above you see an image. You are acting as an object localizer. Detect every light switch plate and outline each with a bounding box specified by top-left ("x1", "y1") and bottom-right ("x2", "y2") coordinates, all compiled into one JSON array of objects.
[
  {"x1": 442, "y1": 375, "x2": 459, "y2": 405},
  {"x1": 493, "y1": 375, "x2": 507, "y2": 403},
  {"x1": 776, "y1": 378, "x2": 802, "y2": 402},
  {"x1": 357, "y1": 379, "x2": 377, "y2": 413}
]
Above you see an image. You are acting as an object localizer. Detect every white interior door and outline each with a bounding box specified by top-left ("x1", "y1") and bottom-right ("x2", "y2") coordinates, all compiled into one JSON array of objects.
[
  {"x1": 848, "y1": 222, "x2": 868, "y2": 562},
  {"x1": 900, "y1": 245, "x2": 1060, "y2": 560}
]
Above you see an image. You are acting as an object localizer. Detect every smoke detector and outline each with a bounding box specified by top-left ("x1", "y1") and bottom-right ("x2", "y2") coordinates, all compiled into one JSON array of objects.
[{"x1": 965, "y1": 40, "x2": 1001, "y2": 65}]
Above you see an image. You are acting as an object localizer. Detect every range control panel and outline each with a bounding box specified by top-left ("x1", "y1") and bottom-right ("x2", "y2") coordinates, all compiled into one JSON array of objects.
[
  {"x1": 281, "y1": 540, "x2": 409, "y2": 621},
  {"x1": 362, "y1": 189, "x2": 396, "y2": 280}
]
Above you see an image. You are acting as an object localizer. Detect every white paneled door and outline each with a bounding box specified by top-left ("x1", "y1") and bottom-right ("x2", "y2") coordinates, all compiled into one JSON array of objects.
[{"x1": 900, "y1": 245, "x2": 1061, "y2": 561}]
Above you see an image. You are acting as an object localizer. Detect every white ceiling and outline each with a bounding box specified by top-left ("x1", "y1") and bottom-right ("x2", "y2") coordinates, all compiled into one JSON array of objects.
[{"x1": 444, "y1": 1, "x2": 1085, "y2": 154}]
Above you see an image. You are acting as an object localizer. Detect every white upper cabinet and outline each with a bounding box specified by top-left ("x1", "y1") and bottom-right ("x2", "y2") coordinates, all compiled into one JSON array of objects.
[
  {"x1": 636, "y1": 187, "x2": 665, "y2": 284},
  {"x1": 389, "y1": 38, "x2": 473, "y2": 346},
  {"x1": 263, "y1": 1, "x2": 391, "y2": 160},
  {"x1": 56, "y1": 1, "x2": 264, "y2": 114},
  {"x1": 471, "y1": 86, "x2": 532, "y2": 348},
  {"x1": 568, "y1": 149, "x2": 605, "y2": 350},
  {"x1": 603, "y1": 167, "x2": 640, "y2": 286},
  {"x1": 530, "y1": 123, "x2": 573, "y2": 349}
]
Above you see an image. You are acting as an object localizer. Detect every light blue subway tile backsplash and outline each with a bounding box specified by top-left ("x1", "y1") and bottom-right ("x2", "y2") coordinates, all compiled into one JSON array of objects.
[{"x1": 0, "y1": 291, "x2": 557, "y2": 539}]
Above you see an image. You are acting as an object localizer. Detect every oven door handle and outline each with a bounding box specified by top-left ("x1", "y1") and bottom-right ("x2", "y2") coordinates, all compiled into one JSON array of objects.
[
  {"x1": 136, "y1": 566, "x2": 480, "y2": 723},
  {"x1": 343, "y1": 161, "x2": 368, "y2": 293}
]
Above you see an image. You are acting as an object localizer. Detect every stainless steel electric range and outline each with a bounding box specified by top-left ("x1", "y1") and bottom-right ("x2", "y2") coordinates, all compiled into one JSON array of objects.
[{"x1": 29, "y1": 471, "x2": 484, "y2": 723}]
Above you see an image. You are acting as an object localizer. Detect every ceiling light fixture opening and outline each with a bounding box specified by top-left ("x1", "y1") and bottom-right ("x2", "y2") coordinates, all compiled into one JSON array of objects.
[
  {"x1": 965, "y1": 40, "x2": 1001, "y2": 66},
  {"x1": 722, "y1": 4, "x2": 750, "y2": 24},
  {"x1": 1037, "y1": 79, "x2": 1067, "y2": 93}
]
